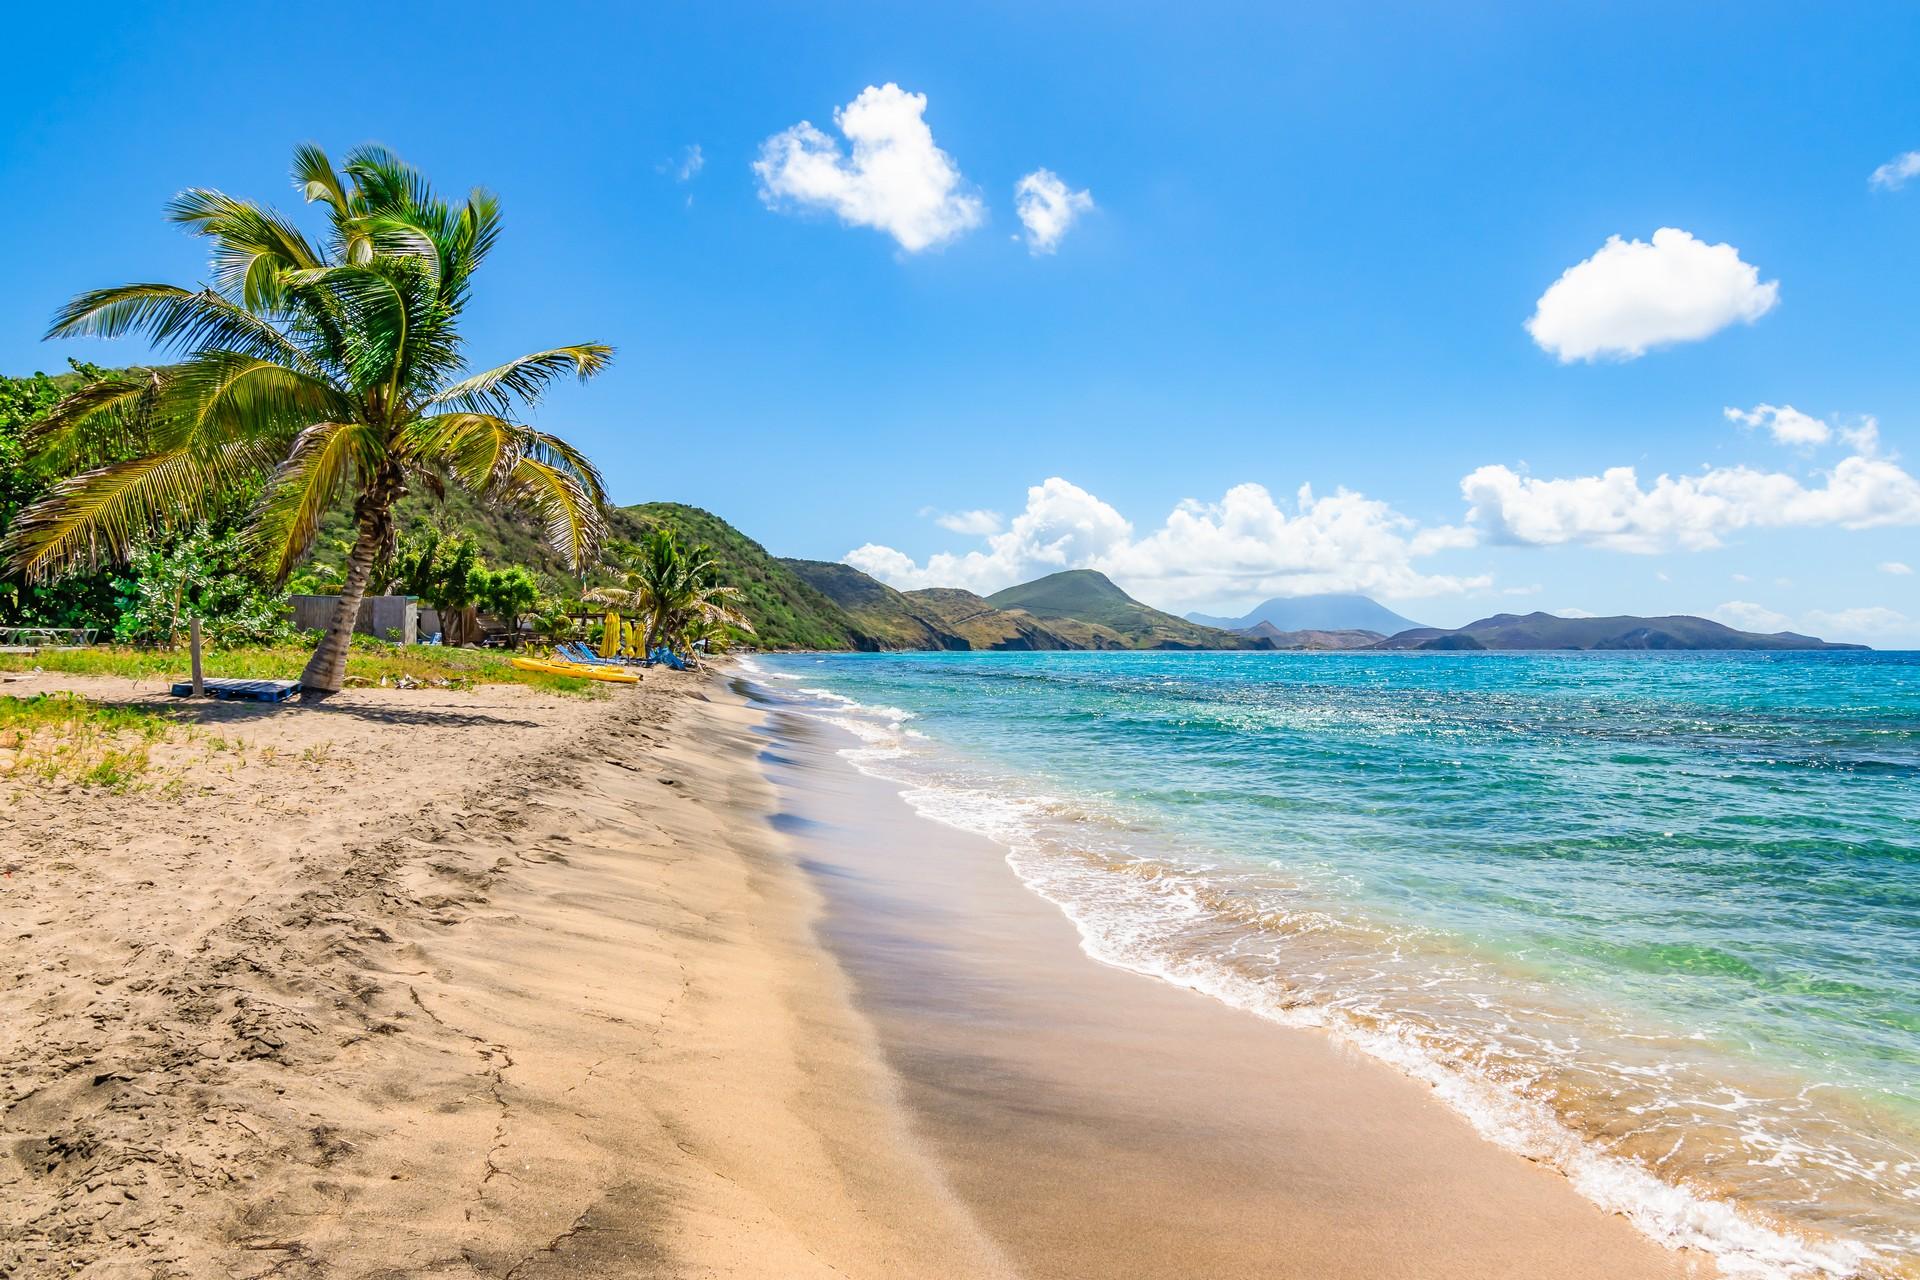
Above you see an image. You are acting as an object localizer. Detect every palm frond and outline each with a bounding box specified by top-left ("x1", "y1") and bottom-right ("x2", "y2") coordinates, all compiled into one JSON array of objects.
[
  {"x1": 397, "y1": 411, "x2": 516, "y2": 491},
  {"x1": 426, "y1": 345, "x2": 614, "y2": 415},
  {"x1": 143, "y1": 353, "x2": 352, "y2": 454},
  {"x1": 21, "y1": 371, "x2": 162, "y2": 472},
  {"x1": 449, "y1": 189, "x2": 503, "y2": 286},
  {"x1": 165, "y1": 189, "x2": 324, "y2": 307},
  {"x1": 364, "y1": 214, "x2": 443, "y2": 287},
  {"x1": 292, "y1": 143, "x2": 350, "y2": 214},
  {"x1": 250, "y1": 421, "x2": 378, "y2": 579},
  {"x1": 501, "y1": 457, "x2": 605, "y2": 570},
  {"x1": 45, "y1": 284, "x2": 316, "y2": 370},
  {"x1": 518, "y1": 428, "x2": 607, "y2": 504},
  {"x1": 0, "y1": 442, "x2": 270, "y2": 581}
]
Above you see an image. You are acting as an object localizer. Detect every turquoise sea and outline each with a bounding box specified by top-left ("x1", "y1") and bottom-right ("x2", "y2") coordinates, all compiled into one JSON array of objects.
[{"x1": 743, "y1": 650, "x2": 1919, "y2": 1279}]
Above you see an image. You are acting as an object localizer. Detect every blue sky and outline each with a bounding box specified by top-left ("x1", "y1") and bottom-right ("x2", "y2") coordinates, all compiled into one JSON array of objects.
[{"x1": 3, "y1": 2, "x2": 1918, "y2": 643}]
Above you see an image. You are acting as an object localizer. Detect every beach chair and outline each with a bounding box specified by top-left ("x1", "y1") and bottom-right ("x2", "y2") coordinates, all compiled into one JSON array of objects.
[{"x1": 578, "y1": 641, "x2": 639, "y2": 667}]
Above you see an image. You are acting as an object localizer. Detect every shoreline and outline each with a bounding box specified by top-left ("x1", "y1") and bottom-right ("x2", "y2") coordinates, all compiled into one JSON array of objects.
[
  {"x1": 744, "y1": 674, "x2": 1711, "y2": 1280},
  {"x1": 744, "y1": 650, "x2": 1916, "y2": 1280}
]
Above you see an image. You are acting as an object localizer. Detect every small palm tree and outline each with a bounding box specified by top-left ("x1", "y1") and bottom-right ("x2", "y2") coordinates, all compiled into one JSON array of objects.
[
  {"x1": 631, "y1": 529, "x2": 691, "y2": 655},
  {"x1": 624, "y1": 529, "x2": 752, "y2": 657},
  {"x1": 0, "y1": 144, "x2": 611, "y2": 692}
]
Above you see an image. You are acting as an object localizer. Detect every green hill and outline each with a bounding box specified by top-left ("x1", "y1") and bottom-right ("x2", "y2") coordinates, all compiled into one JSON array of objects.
[
  {"x1": 903, "y1": 587, "x2": 1125, "y2": 650},
  {"x1": 776, "y1": 559, "x2": 964, "y2": 650},
  {"x1": 985, "y1": 570, "x2": 1256, "y2": 649},
  {"x1": 777, "y1": 564, "x2": 1125, "y2": 650},
  {"x1": 618, "y1": 504, "x2": 869, "y2": 651}
]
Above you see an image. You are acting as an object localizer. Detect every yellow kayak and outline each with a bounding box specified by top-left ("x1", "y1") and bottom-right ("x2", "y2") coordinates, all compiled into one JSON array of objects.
[{"x1": 511, "y1": 655, "x2": 639, "y2": 684}]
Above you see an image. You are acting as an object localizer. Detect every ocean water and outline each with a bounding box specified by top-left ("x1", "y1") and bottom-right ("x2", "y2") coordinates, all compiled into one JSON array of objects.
[{"x1": 740, "y1": 649, "x2": 1920, "y2": 1279}]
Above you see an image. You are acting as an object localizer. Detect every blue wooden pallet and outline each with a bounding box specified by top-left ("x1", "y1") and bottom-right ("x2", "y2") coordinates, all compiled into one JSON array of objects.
[{"x1": 170, "y1": 678, "x2": 300, "y2": 703}]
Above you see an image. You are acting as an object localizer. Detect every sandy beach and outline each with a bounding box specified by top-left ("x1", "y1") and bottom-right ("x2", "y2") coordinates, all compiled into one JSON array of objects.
[
  {"x1": 1, "y1": 668, "x2": 1001, "y2": 1278},
  {"x1": 3, "y1": 664, "x2": 1710, "y2": 1278}
]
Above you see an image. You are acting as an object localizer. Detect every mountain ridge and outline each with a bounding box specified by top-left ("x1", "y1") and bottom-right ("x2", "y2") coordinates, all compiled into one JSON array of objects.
[{"x1": 1188, "y1": 592, "x2": 1427, "y2": 634}]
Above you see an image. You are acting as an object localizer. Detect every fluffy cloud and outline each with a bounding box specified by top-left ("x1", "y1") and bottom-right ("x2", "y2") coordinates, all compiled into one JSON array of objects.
[
  {"x1": 1805, "y1": 606, "x2": 1910, "y2": 637},
  {"x1": 848, "y1": 478, "x2": 1132, "y2": 594},
  {"x1": 1713, "y1": 601, "x2": 1793, "y2": 633},
  {"x1": 1870, "y1": 150, "x2": 1920, "y2": 191},
  {"x1": 1882, "y1": 561, "x2": 1914, "y2": 576},
  {"x1": 1014, "y1": 169, "x2": 1093, "y2": 254},
  {"x1": 754, "y1": 84, "x2": 983, "y2": 252},
  {"x1": 1526, "y1": 228, "x2": 1779, "y2": 361},
  {"x1": 1716, "y1": 602, "x2": 1910, "y2": 643},
  {"x1": 1461, "y1": 446, "x2": 1920, "y2": 554},
  {"x1": 672, "y1": 144, "x2": 704, "y2": 182},
  {"x1": 846, "y1": 477, "x2": 1486, "y2": 605},
  {"x1": 1724, "y1": 403, "x2": 1830, "y2": 447},
  {"x1": 934, "y1": 508, "x2": 1004, "y2": 535}
]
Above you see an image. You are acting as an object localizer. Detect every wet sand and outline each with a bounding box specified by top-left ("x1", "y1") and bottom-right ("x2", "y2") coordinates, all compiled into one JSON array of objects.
[{"x1": 749, "y1": 688, "x2": 1710, "y2": 1280}]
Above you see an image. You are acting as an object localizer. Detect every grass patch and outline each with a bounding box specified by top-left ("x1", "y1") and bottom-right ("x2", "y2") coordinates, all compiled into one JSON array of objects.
[
  {"x1": 0, "y1": 693, "x2": 180, "y2": 790},
  {"x1": 0, "y1": 640, "x2": 604, "y2": 697}
]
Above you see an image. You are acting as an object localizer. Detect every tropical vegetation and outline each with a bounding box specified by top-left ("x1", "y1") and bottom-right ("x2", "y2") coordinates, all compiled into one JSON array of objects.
[{"x1": 0, "y1": 145, "x2": 611, "y2": 691}]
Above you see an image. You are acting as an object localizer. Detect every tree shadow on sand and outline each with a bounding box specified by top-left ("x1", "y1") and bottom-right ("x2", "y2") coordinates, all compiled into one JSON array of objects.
[{"x1": 121, "y1": 695, "x2": 545, "y2": 732}]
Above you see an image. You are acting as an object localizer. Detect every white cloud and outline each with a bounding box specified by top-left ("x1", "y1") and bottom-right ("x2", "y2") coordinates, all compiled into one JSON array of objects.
[
  {"x1": 1881, "y1": 561, "x2": 1914, "y2": 576},
  {"x1": 846, "y1": 476, "x2": 1488, "y2": 605},
  {"x1": 1724, "y1": 403, "x2": 1830, "y2": 447},
  {"x1": 1841, "y1": 418, "x2": 1881, "y2": 455},
  {"x1": 1014, "y1": 169, "x2": 1093, "y2": 254},
  {"x1": 1526, "y1": 228, "x2": 1779, "y2": 361},
  {"x1": 1554, "y1": 607, "x2": 1597, "y2": 619},
  {"x1": 1714, "y1": 601, "x2": 1794, "y2": 633},
  {"x1": 673, "y1": 144, "x2": 704, "y2": 182},
  {"x1": 1870, "y1": 150, "x2": 1920, "y2": 191},
  {"x1": 753, "y1": 83, "x2": 983, "y2": 252},
  {"x1": 1732, "y1": 573, "x2": 1752, "y2": 583},
  {"x1": 1461, "y1": 444, "x2": 1920, "y2": 553},
  {"x1": 934, "y1": 508, "x2": 1004, "y2": 536},
  {"x1": 1804, "y1": 606, "x2": 1909, "y2": 638},
  {"x1": 1716, "y1": 601, "x2": 1910, "y2": 644}
]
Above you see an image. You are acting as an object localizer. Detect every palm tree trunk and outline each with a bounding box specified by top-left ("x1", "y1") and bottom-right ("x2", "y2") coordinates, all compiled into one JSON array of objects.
[{"x1": 299, "y1": 466, "x2": 400, "y2": 694}]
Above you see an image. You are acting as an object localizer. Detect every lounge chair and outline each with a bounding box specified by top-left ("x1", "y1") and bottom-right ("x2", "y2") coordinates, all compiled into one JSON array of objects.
[{"x1": 557, "y1": 641, "x2": 611, "y2": 665}]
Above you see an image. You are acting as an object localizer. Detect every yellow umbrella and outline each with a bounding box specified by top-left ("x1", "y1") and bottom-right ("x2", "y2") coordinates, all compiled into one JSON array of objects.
[{"x1": 600, "y1": 610, "x2": 622, "y2": 658}]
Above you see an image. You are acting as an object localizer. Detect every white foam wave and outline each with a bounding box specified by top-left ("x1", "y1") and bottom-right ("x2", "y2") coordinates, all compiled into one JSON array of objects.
[
  {"x1": 734, "y1": 655, "x2": 802, "y2": 680},
  {"x1": 833, "y1": 751, "x2": 1881, "y2": 1278}
]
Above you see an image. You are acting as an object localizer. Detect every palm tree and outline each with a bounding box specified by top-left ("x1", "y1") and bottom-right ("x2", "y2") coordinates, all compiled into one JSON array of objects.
[
  {"x1": 620, "y1": 529, "x2": 752, "y2": 658},
  {"x1": 0, "y1": 144, "x2": 611, "y2": 692},
  {"x1": 679, "y1": 575, "x2": 754, "y2": 664}
]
